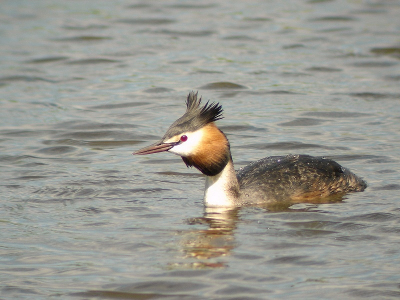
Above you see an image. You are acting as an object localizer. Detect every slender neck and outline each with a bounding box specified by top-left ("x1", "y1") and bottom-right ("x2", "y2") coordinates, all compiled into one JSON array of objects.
[{"x1": 204, "y1": 159, "x2": 240, "y2": 207}]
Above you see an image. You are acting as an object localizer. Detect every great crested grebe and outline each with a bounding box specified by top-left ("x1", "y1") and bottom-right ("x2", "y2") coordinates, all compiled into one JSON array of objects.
[{"x1": 134, "y1": 92, "x2": 366, "y2": 207}]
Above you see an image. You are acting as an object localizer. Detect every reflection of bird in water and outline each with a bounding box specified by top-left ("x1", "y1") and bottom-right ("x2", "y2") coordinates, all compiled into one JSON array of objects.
[
  {"x1": 177, "y1": 207, "x2": 239, "y2": 268},
  {"x1": 169, "y1": 204, "x2": 327, "y2": 269},
  {"x1": 134, "y1": 92, "x2": 366, "y2": 207}
]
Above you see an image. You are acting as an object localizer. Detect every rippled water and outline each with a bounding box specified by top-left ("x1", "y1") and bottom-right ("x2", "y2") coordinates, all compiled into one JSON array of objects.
[{"x1": 1, "y1": 0, "x2": 400, "y2": 299}]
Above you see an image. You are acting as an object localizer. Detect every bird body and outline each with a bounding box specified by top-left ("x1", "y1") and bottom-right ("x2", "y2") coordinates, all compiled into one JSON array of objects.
[{"x1": 134, "y1": 92, "x2": 366, "y2": 207}]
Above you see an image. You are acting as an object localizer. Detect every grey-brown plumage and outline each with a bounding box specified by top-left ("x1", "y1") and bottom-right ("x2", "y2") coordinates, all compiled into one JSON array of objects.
[{"x1": 237, "y1": 154, "x2": 367, "y2": 204}]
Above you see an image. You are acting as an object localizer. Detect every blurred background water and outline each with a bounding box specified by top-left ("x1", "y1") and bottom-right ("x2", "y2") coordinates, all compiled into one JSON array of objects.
[{"x1": 1, "y1": 0, "x2": 400, "y2": 299}]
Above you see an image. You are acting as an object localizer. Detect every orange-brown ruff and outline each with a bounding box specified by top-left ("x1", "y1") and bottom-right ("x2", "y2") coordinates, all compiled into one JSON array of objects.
[
  {"x1": 134, "y1": 92, "x2": 367, "y2": 207},
  {"x1": 182, "y1": 123, "x2": 230, "y2": 177}
]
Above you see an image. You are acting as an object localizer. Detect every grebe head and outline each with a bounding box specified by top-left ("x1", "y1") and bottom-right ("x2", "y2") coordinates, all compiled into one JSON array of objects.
[{"x1": 134, "y1": 92, "x2": 231, "y2": 176}]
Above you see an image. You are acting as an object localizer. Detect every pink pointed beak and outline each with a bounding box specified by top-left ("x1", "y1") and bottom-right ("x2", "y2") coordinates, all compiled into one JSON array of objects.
[{"x1": 133, "y1": 141, "x2": 177, "y2": 155}]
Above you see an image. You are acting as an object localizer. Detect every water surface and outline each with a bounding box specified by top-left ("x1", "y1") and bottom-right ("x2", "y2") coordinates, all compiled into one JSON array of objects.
[{"x1": 1, "y1": 0, "x2": 400, "y2": 299}]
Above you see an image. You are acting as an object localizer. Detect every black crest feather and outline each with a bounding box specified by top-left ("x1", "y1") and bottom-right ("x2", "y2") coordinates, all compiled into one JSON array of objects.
[
  {"x1": 186, "y1": 91, "x2": 223, "y2": 123},
  {"x1": 163, "y1": 92, "x2": 223, "y2": 139}
]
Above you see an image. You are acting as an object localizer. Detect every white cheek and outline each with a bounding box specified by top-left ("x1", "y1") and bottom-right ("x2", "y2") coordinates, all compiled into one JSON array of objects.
[{"x1": 167, "y1": 130, "x2": 203, "y2": 157}]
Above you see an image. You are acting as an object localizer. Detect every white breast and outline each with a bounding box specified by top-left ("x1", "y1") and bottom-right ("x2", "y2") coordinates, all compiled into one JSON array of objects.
[{"x1": 204, "y1": 160, "x2": 237, "y2": 207}]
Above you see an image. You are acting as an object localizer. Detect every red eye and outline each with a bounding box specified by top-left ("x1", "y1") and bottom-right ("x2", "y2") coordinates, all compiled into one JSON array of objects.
[{"x1": 180, "y1": 135, "x2": 188, "y2": 142}]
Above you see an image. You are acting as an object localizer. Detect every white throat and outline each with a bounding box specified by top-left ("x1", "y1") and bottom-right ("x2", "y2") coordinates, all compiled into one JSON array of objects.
[{"x1": 204, "y1": 160, "x2": 239, "y2": 207}]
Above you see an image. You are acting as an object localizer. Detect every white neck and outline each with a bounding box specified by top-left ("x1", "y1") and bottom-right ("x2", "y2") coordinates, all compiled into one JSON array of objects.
[{"x1": 204, "y1": 160, "x2": 240, "y2": 207}]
